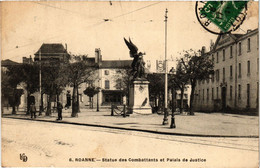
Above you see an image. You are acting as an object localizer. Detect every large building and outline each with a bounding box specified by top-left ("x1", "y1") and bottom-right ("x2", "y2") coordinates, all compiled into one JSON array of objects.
[
  {"x1": 194, "y1": 29, "x2": 259, "y2": 112},
  {"x1": 22, "y1": 44, "x2": 132, "y2": 110},
  {"x1": 81, "y1": 48, "x2": 132, "y2": 108}
]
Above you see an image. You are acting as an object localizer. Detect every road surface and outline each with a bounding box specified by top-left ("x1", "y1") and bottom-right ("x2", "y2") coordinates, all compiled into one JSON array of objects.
[{"x1": 2, "y1": 118, "x2": 258, "y2": 167}]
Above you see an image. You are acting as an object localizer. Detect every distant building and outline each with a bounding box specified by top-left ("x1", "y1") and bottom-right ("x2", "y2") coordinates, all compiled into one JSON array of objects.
[
  {"x1": 91, "y1": 48, "x2": 132, "y2": 107},
  {"x1": 175, "y1": 85, "x2": 191, "y2": 110},
  {"x1": 34, "y1": 43, "x2": 70, "y2": 62},
  {"x1": 22, "y1": 56, "x2": 33, "y2": 64},
  {"x1": 194, "y1": 29, "x2": 259, "y2": 112}
]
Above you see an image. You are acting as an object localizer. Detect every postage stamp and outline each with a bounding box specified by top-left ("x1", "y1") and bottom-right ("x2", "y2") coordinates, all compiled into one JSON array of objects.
[{"x1": 196, "y1": 1, "x2": 249, "y2": 35}]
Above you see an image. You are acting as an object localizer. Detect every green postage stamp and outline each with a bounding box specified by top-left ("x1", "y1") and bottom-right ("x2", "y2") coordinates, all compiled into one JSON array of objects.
[{"x1": 196, "y1": 1, "x2": 249, "y2": 34}]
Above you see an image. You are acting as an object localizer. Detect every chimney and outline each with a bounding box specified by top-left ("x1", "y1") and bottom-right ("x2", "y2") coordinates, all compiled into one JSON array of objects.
[
  {"x1": 95, "y1": 48, "x2": 102, "y2": 64},
  {"x1": 201, "y1": 46, "x2": 206, "y2": 55},
  {"x1": 65, "y1": 43, "x2": 67, "y2": 51},
  {"x1": 29, "y1": 55, "x2": 32, "y2": 63},
  {"x1": 247, "y1": 29, "x2": 252, "y2": 33}
]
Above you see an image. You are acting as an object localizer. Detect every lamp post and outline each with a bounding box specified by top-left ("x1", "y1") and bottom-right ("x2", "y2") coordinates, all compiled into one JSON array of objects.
[
  {"x1": 170, "y1": 68, "x2": 176, "y2": 128},
  {"x1": 162, "y1": 8, "x2": 168, "y2": 125},
  {"x1": 96, "y1": 86, "x2": 101, "y2": 112},
  {"x1": 39, "y1": 50, "x2": 43, "y2": 115}
]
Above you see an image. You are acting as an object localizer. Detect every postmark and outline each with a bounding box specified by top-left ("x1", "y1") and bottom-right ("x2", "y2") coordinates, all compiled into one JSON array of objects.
[{"x1": 196, "y1": 1, "x2": 249, "y2": 35}]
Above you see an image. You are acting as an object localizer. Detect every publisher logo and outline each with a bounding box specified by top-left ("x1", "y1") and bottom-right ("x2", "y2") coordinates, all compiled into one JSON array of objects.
[{"x1": 20, "y1": 153, "x2": 28, "y2": 162}]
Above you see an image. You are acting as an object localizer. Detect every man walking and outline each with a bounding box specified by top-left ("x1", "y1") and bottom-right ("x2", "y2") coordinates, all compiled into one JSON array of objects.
[
  {"x1": 57, "y1": 101, "x2": 63, "y2": 120},
  {"x1": 30, "y1": 102, "x2": 36, "y2": 119}
]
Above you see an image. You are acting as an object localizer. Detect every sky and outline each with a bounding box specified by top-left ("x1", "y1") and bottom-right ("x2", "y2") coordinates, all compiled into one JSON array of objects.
[{"x1": 1, "y1": 1, "x2": 259, "y2": 71}]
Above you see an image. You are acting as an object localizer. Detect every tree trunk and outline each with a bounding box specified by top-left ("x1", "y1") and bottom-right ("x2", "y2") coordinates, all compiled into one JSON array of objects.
[
  {"x1": 180, "y1": 85, "x2": 184, "y2": 113},
  {"x1": 26, "y1": 92, "x2": 30, "y2": 115},
  {"x1": 46, "y1": 95, "x2": 51, "y2": 116},
  {"x1": 40, "y1": 93, "x2": 43, "y2": 113},
  {"x1": 71, "y1": 84, "x2": 78, "y2": 117},
  {"x1": 77, "y1": 87, "x2": 80, "y2": 112},
  {"x1": 11, "y1": 91, "x2": 16, "y2": 114},
  {"x1": 189, "y1": 82, "x2": 196, "y2": 115}
]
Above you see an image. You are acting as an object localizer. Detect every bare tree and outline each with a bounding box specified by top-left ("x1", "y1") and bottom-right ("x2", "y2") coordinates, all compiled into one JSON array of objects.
[
  {"x1": 67, "y1": 55, "x2": 96, "y2": 117},
  {"x1": 179, "y1": 49, "x2": 214, "y2": 115}
]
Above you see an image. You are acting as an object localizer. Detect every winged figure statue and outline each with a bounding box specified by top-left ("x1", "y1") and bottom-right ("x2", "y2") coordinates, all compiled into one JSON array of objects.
[{"x1": 124, "y1": 38, "x2": 146, "y2": 79}]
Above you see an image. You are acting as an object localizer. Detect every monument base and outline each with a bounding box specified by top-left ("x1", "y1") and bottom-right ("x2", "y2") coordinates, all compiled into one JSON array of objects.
[{"x1": 129, "y1": 79, "x2": 152, "y2": 115}]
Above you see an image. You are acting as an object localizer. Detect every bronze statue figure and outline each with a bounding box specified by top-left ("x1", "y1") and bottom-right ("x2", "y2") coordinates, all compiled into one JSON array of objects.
[{"x1": 124, "y1": 38, "x2": 146, "y2": 79}]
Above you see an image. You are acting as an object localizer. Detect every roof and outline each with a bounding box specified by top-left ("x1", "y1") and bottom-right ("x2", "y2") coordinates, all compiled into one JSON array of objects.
[
  {"x1": 100, "y1": 60, "x2": 132, "y2": 69},
  {"x1": 208, "y1": 28, "x2": 258, "y2": 54},
  {"x1": 1, "y1": 59, "x2": 20, "y2": 66},
  {"x1": 35, "y1": 43, "x2": 68, "y2": 55}
]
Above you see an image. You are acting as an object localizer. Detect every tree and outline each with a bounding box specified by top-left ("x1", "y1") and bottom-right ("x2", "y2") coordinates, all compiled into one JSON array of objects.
[
  {"x1": 113, "y1": 69, "x2": 132, "y2": 105},
  {"x1": 168, "y1": 60, "x2": 189, "y2": 113},
  {"x1": 67, "y1": 56, "x2": 96, "y2": 117},
  {"x1": 2, "y1": 68, "x2": 24, "y2": 114},
  {"x1": 83, "y1": 86, "x2": 100, "y2": 109},
  {"x1": 179, "y1": 49, "x2": 214, "y2": 115},
  {"x1": 3, "y1": 64, "x2": 39, "y2": 114},
  {"x1": 19, "y1": 63, "x2": 40, "y2": 114},
  {"x1": 41, "y1": 62, "x2": 69, "y2": 116},
  {"x1": 147, "y1": 73, "x2": 165, "y2": 110}
]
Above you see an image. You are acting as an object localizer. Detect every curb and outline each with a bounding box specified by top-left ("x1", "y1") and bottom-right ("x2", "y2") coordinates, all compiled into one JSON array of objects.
[{"x1": 3, "y1": 116, "x2": 259, "y2": 138}]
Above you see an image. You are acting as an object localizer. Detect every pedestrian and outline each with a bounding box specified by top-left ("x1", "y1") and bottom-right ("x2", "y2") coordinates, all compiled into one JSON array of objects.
[
  {"x1": 57, "y1": 101, "x2": 63, "y2": 120},
  {"x1": 30, "y1": 102, "x2": 36, "y2": 119}
]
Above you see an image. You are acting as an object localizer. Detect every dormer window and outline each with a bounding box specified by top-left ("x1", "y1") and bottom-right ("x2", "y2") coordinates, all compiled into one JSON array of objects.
[{"x1": 104, "y1": 70, "x2": 109, "y2": 75}]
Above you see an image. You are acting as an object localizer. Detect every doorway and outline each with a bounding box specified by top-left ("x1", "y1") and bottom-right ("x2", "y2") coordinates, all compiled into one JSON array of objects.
[{"x1": 221, "y1": 87, "x2": 227, "y2": 111}]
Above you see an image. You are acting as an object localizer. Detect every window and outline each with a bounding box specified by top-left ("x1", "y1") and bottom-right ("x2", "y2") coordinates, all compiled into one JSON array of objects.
[
  {"x1": 247, "y1": 38, "x2": 251, "y2": 52},
  {"x1": 223, "y1": 68, "x2": 225, "y2": 82},
  {"x1": 207, "y1": 88, "x2": 209, "y2": 101},
  {"x1": 230, "y1": 85, "x2": 232, "y2": 100},
  {"x1": 230, "y1": 65, "x2": 233, "y2": 79},
  {"x1": 247, "y1": 84, "x2": 250, "y2": 107},
  {"x1": 217, "y1": 87, "x2": 219, "y2": 99},
  {"x1": 212, "y1": 88, "x2": 214, "y2": 100},
  {"x1": 216, "y1": 52, "x2": 219, "y2": 63},
  {"x1": 230, "y1": 46, "x2": 233, "y2": 58},
  {"x1": 105, "y1": 80, "x2": 110, "y2": 89},
  {"x1": 256, "y1": 58, "x2": 259, "y2": 72},
  {"x1": 212, "y1": 54, "x2": 214, "y2": 62},
  {"x1": 247, "y1": 61, "x2": 250, "y2": 75},
  {"x1": 216, "y1": 70, "x2": 219, "y2": 81},
  {"x1": 211, "y1": 73, "x2": 215, "y2": 82},
  {"x1": 238, "y1": 42, "x2": 242, "y2": 55},
  {"x1": 238, "y1": 63, "x2": 241, "y2": 77},
  {"x1": 104, "y1": 70, "x2": 109, "y2": 75},
  {"x1": 238, "y1": 84, "x2": 241, "y2": 99},
  {"x1": 223, "y1": 49, "x2": 225, "y2": 61}
]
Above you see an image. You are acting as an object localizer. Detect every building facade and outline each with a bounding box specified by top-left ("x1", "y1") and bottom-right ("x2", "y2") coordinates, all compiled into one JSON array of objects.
[{"x1": 194, "y1": 29, "x2": 259, "y2": 112}]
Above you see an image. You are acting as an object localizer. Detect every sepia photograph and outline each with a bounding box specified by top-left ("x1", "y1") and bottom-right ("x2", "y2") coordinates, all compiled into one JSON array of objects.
[{"x1": 1, "y1": 1, "x2": 259, "y2": 167}]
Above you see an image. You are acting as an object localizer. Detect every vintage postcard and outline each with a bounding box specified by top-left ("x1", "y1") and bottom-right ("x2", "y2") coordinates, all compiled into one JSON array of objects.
[{"x1": 1, "y1": 1, "x2": 259, "y2": 167}]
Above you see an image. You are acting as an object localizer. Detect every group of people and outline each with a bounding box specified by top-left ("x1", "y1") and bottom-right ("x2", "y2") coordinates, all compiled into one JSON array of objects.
[
  {"x1": 29, "y1": 91, "x2": 71, "y2": 120},
  {"x1": 29, "y1": 101, "x2": 63, "y2": 120}
]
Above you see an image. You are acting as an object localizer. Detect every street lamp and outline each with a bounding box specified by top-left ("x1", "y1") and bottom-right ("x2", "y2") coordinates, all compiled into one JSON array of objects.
[
  {"x1": 96, "y1": 87, "x2": 101, "y2": 112},
  {"x1": 169, "y1": 67, "x2": 176, "y2": 128},
  {"x1": 162, "y1": 8, "x2": 168, "y2": 125}
]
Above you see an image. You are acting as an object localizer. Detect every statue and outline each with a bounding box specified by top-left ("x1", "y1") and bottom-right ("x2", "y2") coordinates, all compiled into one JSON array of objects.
[{"x1": 124, "y1": 38, "x2": 146, "y2": 79}]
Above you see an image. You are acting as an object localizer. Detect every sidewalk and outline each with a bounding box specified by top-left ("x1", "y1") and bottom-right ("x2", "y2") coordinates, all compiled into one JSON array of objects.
[{"x1": 2, "y1": 108, "x2": 259, "y2": 137}]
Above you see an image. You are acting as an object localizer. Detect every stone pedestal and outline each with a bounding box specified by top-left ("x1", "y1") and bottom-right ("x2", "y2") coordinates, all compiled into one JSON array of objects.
[{"x1": 129, "y1": 80, "x2": 152, "y2": 114}]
